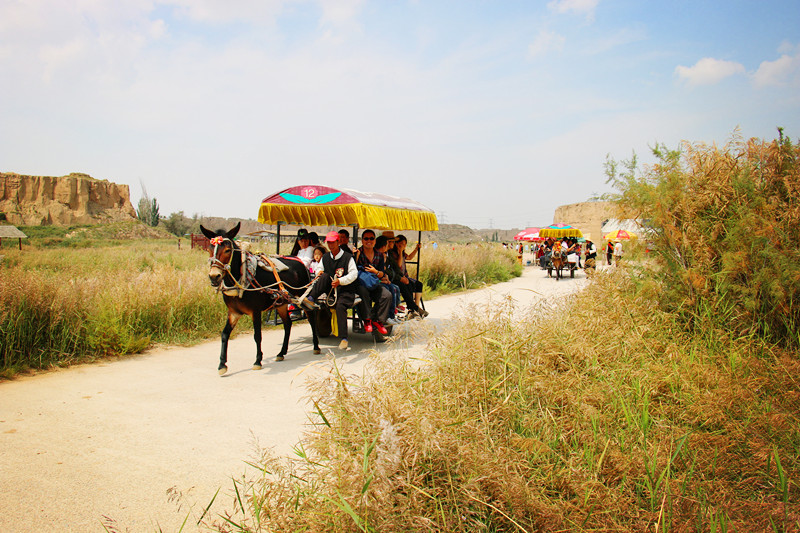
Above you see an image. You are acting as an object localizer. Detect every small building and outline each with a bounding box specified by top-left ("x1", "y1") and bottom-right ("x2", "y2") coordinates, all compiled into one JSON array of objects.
[{"x1": 0, "y1": 225, "x2": 28, "y2": 250}]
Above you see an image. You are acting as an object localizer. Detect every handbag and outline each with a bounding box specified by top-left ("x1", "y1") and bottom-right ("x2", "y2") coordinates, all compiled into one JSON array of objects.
[{"x1": 358, "y1": 270, "x2": 380, "y2": 290}]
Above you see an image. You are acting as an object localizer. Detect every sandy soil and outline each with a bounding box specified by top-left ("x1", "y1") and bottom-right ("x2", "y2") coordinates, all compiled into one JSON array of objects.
[{"x1": 0, "y1": 259, "x2": 596, "y2": 532}]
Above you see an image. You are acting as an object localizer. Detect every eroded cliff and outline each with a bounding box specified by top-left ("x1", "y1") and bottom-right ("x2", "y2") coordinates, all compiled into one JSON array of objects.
[{"x1": 0, "y1": 172, "x2": 137, "y2": 226}]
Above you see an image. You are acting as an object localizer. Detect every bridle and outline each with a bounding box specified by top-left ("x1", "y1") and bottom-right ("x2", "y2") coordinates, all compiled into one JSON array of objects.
[
  {"x1": 207, "y1": 236, "x2": 316, "y2": 309},
  {"x1": 208, "y1": 236, "x2": 250, "y2": 294}
]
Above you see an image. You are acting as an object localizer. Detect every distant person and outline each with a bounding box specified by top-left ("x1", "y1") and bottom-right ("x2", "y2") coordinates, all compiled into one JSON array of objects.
[
  {"x1": 606, "y1": 240, "x2": 614, "y2": 266},
  {"x1": 584, "y1": 239, "x2": 597, "y2": 274},
  {"x1": 613, "y1": 240, "x2": 623, "y2": 266}
]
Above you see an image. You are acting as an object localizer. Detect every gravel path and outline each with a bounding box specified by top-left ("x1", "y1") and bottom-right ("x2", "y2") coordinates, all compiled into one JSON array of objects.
[{"x1": 0, "y1": 261, "x2": 593, "y2": 532}]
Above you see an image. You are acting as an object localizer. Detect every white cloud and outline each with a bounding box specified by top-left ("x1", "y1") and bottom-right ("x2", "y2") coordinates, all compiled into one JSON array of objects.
[
  {"x1": 675, "y1": 57, "x2": 745, "y2": 86},
  {"x1": 753, "y1": 43, "x2": 800, "y2": 87},
  {"x1": 528, "y1": 30, "x2": 565, "y2": 58},
  {"x1": 547, "y1": 0, "x2": 599, "y2": 21}
]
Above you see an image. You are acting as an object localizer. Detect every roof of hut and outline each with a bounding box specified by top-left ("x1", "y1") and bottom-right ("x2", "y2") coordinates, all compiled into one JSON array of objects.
[{"x1": 0, "y1": 225, "x2": 28, "y2": 239}]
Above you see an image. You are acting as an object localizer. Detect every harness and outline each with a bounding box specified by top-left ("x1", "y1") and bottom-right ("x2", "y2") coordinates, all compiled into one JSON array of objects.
[{"x1": 208, "y1": 237, "x2": 315, "y2": 309}]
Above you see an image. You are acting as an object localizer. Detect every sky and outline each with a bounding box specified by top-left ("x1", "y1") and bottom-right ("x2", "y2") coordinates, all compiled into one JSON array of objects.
[{"x1": 1, "y1": 0, "x2": 799, "y2": 229}]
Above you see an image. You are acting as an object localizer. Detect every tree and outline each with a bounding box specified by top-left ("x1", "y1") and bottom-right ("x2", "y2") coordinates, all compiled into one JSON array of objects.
[
  {"x1": 163, "y1": 211, "x2": 195, "y2": 237},
  {"x1": 136, "y1": 183, "x2": 160, "y2": 227}
]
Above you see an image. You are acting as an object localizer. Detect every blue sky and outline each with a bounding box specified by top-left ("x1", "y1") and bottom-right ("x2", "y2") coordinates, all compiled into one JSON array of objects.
[{"x1": 1, "y1": 0, "x2": 798, "y2": 229}]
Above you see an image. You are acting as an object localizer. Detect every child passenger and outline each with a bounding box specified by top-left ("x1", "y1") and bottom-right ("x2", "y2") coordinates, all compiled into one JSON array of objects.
[{"x1": 310, "y1": 245, "x2": 326, "y2": 276}]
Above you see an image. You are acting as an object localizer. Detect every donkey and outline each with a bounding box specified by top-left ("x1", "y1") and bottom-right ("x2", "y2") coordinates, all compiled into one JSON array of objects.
[
  {"x1": 201, "y1": 223, "x2": 320, "y2": 375},
  {"x1": 550, "y1": 247, "x2": 565, "y2": 280}
]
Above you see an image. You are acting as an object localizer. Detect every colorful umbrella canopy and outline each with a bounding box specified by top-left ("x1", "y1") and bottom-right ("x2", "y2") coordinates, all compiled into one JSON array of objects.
[
  {"x1": 257, "y1": 185, "x2": 439, "y2": 231},
  {"x1": 539, "y1": 224, "x2": 584, "y2": 238},
  {"x1": 514, "y1": 227, "x2": 541, "y2": 241},
  {"x1": 604, "y1": 229, "x2": 637, "y2": 241}
]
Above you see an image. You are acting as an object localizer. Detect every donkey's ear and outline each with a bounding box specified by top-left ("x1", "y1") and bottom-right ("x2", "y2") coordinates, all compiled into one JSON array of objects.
[
  {"x1": 226, "y1": 222, "x2": 241, "y2": 240},
  {"x1": 200, "y1": 225, "x2": 217, "y2": 240}
]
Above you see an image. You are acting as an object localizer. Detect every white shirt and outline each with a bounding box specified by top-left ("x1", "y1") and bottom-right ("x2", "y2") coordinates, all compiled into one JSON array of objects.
[
  {"x1": 614, "y1": 242, "x2": 623, "y2": 255},
  {"x1": 330, "y1": 249, "x2": 359, "y2": 286},
  {"x1": 297, "y1": 246, "x2": 314, "y2": 268}
]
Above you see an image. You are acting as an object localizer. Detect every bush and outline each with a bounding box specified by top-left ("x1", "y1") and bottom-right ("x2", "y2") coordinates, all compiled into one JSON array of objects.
[{"x1": 605, "y1": 131, "x2": 800, "y2": 347}]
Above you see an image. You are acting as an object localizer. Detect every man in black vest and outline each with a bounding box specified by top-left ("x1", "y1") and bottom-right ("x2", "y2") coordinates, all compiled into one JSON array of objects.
[{"x1": 308, "y1": 231, "x2": 369, "y2": 350}]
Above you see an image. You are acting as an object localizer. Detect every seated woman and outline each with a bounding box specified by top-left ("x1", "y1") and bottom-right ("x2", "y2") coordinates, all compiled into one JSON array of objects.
[
  {"x1": 388, "y1": 234, "x2": 428, "y2": 319},
  {"x1": 354, "y1": 229, "x2": 393, "y2": 335},
  {"x1": 292, "y1": 230, "x2": 314, "y2": 269},
  {"x1": 374, "y1": 235, "x2": 402, "y2": 325}
]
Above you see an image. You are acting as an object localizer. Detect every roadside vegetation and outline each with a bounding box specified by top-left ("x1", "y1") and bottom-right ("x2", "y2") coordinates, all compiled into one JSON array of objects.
[
  {"x1": 201, "y1": 132, "x2": 798, "y2": 532},
  {"x1": 0, "y1": 230, "x2": 520, "y2": 377}
]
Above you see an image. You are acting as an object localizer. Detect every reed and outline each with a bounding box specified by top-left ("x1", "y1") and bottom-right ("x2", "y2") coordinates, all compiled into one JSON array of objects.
[
  {"x1": 0, "y1": 240, "x2": 225, "y2": 376},
  {"x1": 204, "y1": 268, "x2": 799, "y2": 532}
]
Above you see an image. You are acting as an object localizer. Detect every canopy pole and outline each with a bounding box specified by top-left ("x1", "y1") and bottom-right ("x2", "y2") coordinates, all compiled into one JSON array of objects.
[
  {"x1": 415, "y1": 230, "x2": 422, "y2": 280},
  {"x1": 276, "y1": 222, "x2": 283, "y2": 255}
]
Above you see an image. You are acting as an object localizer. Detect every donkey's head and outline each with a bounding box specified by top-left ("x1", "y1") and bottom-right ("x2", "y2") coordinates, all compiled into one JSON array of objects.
[{"x1": 200, "y1": 222, "x2": 241, "y2": 287}]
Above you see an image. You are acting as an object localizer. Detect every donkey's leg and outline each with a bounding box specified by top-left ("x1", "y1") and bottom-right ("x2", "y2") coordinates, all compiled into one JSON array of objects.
[
  {"x1": 219, "y1": 312, "x2": 241, "y2": 376},
  {"x1": 252, "y1": 310, "x2": 264, "y2": 370},
  {"x1": 275, "y1": 304, "x2": 292, "y2": 361},
  {"x1": 308, "y1": 309, "x2": 321, "y2": 355}
]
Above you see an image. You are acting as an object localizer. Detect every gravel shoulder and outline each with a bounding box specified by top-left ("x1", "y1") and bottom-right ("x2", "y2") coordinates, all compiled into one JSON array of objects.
[{"x1": 0, "y1": 261, "x2": 593, "y2": 532}]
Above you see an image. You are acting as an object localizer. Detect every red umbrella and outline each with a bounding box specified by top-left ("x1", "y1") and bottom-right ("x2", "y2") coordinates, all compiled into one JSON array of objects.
[{"x1": 514, "y1": 227, "x2": 541, "y2": 241}]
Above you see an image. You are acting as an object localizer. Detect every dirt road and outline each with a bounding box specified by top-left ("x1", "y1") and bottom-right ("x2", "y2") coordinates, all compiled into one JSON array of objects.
[{"x1": 0, "y1": 262, "x2": 590, "y2": 532}]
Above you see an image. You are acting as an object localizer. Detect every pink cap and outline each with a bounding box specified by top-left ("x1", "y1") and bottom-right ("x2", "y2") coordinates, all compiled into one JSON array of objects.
[{"x1": 325, "y1": 231, "x2": 340, "y2": 242}]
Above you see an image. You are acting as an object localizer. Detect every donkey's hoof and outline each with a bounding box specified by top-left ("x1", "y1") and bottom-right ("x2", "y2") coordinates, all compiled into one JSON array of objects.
[
  {"x1": 275, "y1": 354, "x2": 285, "y2": 362},
  {"x1": 218, "y1": 366, "x2": 228, "y2": 376},
  {"x1": 313, "y1": 348, "x2": 321, "y2": 355},
  {"x1": 252, "y1": 364, "x2": 262, "y2": 370}
]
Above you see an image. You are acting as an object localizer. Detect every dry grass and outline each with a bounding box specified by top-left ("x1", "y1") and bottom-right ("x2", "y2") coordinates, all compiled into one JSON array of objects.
[
  {"x1": 0, "y1": 241, "x2": 225, "y2": 375},
  {"x1": 205, "y1": 268, "x2": 799, "y2": 532}
]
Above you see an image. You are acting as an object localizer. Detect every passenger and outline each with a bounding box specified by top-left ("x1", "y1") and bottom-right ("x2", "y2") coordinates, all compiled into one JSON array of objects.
[
  {"x1": 294, "y1": 230, "x2": 314, "y2": 269},
  {"x1": 388, "y1": 234, "x2": 428, "y2": 318},
  {"x1": 354, "y1": 229, "x2": 392, "y2": 335},
  {"x1": 308, "y1": 232, "x2": 320, "y2": 246},
  {"x1": 375, "y1": 235, "x2": 402, "y2": 325},
  {"x1": 310, "y1": 245, "x2": 326, "y2": 276},
  {"x1": 289, "y1": 228, "x2": 308, "y2": 256},
  {"x1": 584, "y1": 239, "x2": 597, "y2": 274},
  {"x1": 338, "y1": 229, "x2": 353, "y2": 254},
  {"x1": 306, "y1": 231, "x2": 369, "y2": 350}
]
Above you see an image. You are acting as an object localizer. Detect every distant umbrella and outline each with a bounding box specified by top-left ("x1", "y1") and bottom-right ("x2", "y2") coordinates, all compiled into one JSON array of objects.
[
  {"x1": 539, "y1": 224, "x2": 583, "y2": 238},
  {"x1": 604, "y1": 229, "x2": 637, "y2": 241}
]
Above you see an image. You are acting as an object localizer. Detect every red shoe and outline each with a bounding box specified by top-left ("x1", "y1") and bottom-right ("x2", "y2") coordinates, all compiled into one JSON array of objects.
[
  {"x1": 364, "y1": 320, "x2": 373, "y2": 333},
  {"x1": 374, "y1": 321, "x2": 388, "y2": 335}
]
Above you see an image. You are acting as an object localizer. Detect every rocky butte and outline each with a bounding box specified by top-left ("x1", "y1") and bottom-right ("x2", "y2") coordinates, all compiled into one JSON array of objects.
[{"x1": 0, "y1": 172, "x2": 136, "y2": 226}]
